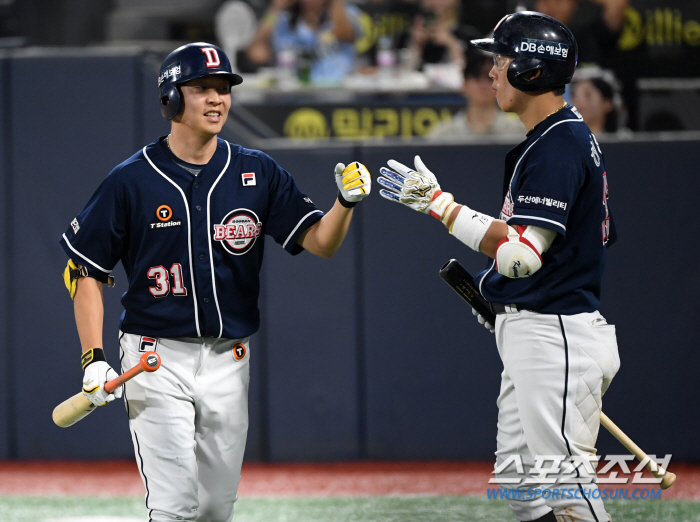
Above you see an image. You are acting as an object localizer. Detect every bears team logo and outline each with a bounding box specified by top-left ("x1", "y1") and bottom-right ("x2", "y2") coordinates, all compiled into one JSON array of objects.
[
  {"x1": 214, "y1": 208, "x2": 262, "y2": 256},
  {"x1": 500, "y1": 189, "x2": 514, "y2": 219}
]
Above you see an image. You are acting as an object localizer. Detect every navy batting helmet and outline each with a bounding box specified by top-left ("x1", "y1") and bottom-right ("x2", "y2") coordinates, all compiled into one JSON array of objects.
[
  {"x1": 158, "y1": 42, "x2": 243, "y2": 120},
  {"x1": 470, "y1": 11, "x2": 577, "y2": 92}
]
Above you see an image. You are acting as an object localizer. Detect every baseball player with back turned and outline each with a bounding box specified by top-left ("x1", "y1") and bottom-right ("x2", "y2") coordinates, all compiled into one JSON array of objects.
[
  {"x1": 378, "y1": 12, "x2": 619, "y2": 522},
  {"x1": 59, "y1": 42, "x2": 370, "y2": 522}
]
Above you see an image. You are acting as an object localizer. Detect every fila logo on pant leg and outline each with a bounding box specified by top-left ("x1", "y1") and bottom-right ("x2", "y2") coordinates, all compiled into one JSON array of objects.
[{"x1": 139, "y1": 336, "x2": 159, "y2": 352}]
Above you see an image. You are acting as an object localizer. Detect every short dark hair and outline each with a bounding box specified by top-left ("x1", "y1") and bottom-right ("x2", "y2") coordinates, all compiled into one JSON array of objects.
[
  {"x1": 464, "y1": 47, "x2": 491, "y2": 81},
  {"x1": 553, "y1": 86, "x2": 566, "y2": 96}
]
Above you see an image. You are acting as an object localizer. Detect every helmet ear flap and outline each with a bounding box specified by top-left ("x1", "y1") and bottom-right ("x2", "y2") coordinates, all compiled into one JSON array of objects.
[
  {"x1": 507, "y1": 57, "x2": 547, "y2": 92},
  {"x1": 160, "y1": 84, "x2": 181, "y2": 120}
]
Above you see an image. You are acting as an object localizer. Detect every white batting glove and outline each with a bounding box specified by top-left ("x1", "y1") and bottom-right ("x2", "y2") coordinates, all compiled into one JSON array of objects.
[
  {"x1": 377, "y1": 156, "x2": 455, "y2": 221},
  {"x1": 335, "y1": 162, "x2": 371, "y2": 207},
  {"x1": 82, "y1": 361, "x2": 123, "y2": 406},
  {"x1": 472, "y1": 308, "x2": 495, "y2": 333}
]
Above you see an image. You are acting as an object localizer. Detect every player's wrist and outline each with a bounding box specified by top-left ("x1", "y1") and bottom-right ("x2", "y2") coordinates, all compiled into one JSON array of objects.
[
  {"x1": 450, "y1": 205, "x2": 495, "y2": 252},
  {"x1": 426, "y1": 191, "x2": 454, "y2": 220},
  {"x1": 337, "y1": 190, "x2": 358, "y2": 208},
  {"x1": 440, "y1": 201, "x2": 459, "y2": 228},
  {"x1": 81, "y1": 348, "x2": 106, "y2": 371}
]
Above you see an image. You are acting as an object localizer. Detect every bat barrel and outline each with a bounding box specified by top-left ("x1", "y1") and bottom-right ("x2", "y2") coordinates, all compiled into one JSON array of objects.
[{"x1": 600, "y1": 412, "x2": 676, "y2": 490}]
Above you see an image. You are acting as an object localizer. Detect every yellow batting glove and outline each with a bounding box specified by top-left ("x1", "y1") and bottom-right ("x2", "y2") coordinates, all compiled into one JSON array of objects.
[{"x1": 335, "y1": 162, "x2": 371, "y2": 208}]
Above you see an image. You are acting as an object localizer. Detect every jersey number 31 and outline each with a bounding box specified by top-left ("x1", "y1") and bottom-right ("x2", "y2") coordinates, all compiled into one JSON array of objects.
[{"x1": 148, "y1": 263, "x2": 188, "y2": 297}]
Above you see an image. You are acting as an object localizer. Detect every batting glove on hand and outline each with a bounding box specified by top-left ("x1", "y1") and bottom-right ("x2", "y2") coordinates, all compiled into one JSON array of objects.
[
  {"x1": 377, "y1": 156, "x2": 455, "y2": 221},
  {"x1": 335, "y1": 162, "x2": 371, "y2": 207},
  {"x1": 82, "y1": 361, "x2": 122, "y2": 406},
  {"x1": 472, "y1": 308, "x2": 495, "y2": 333}
]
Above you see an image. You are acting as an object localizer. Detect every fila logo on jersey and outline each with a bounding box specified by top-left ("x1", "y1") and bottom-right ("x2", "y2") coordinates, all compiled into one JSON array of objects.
[
  {"x1": 201, "y1": 48, "x2": 221, "y2": 68},
  {"x1": 232, "y1": 343, "x2": 246, "y2": 360},
  {"x1": 242, "y1": 172, "x2": 256, "y2": 186},
  {"x1": 139, "y1": 336, "x2": 158, "y2": 352},
  {"x1": 150, "y1": 204, "x2": 182, "y2": 230},
  {"x1": 214, "y1": 208, "x2": 262, "y2": 255}
]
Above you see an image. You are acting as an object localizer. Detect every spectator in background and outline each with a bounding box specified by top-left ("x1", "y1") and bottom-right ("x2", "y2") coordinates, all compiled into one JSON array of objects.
[
  {"x1": 409, "y1": 0, "x2": 477, "y2": 70},
  {"x1": 534, "y1": 0, "x2": 628, "y2": 68},
  {"x1": 353, "y1": 0, "x2": 420, "y2": 70},
  {"x1": 428, "y1": 48, "x2": 524, "y2": 137},
  {"x1": 246, "y1": 0, "x2": 362, "y2": 84},
  {"x1": 570, "y1": 66, "x2": 630, "y2": 135}
]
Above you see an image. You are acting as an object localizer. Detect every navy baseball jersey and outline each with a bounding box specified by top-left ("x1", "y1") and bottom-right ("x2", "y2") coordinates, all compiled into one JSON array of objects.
[
  {"x1": 475, "y1": 106, "x2": 616, "y2": 314},
  {"x1": 60, "y1": 137, "x2": 323, "y2": 339}
]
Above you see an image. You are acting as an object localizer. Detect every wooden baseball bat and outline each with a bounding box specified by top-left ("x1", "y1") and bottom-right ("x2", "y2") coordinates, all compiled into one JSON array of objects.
[
  {"x1": 52, "y1": 351, "x2": 162, "y2": 428},
  {"x1": 599, "y1": 412, "x2": 676, "y2": 489},
  {"x1": 439, "y1": 259, "x2": 677, "y2": 490}
]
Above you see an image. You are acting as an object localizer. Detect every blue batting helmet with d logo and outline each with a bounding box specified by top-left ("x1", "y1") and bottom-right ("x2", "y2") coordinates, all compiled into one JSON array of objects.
[
  {"x1": 158, "y1": 42, "x2": 243, "y2": 120},
  {"x1": 471, "y1": 11, "x2": 578, "y2": 92}
]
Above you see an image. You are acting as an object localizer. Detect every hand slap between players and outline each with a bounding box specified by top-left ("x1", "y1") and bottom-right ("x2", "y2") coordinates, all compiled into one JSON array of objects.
[
  {"x1": 377, "y1": 156, "x2": 455, "y2": 222},
  {"x1": 335, "y1": 162, "x2": 371, "y2": 207}
]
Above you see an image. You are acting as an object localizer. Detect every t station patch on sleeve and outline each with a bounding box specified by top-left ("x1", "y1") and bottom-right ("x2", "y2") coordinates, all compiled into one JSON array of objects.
[{"x1": 515, "y1": 191, "x2": 569, "y2": 215}]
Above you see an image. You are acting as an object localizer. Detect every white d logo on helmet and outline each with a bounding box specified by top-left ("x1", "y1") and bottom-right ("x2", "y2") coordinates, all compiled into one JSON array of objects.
[{"x1": 201, "y1": 47, "x2": 221, "y2": 68}]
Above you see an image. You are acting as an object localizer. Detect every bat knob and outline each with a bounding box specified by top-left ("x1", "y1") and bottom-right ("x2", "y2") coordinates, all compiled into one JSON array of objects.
[
  {"x1": 140, "y1": 351, "x2": 161, "y2": 372},
  {"x1": 660, "y1": 472, "x2": 677, "y2": 490}
]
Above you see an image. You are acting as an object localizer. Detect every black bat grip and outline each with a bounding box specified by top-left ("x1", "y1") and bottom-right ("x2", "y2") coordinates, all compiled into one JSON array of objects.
[{"x1": 439, "y1": 259, "x2": 497, "y2": 325}]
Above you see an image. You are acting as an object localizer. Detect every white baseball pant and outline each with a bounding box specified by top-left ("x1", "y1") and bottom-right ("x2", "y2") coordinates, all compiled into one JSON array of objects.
[
  {"x1": 120, "y1": 333, "x2": 251, "y2": 522},
  {"x1": 493, "y1": 310, "x2": 620, "y2": 522}
]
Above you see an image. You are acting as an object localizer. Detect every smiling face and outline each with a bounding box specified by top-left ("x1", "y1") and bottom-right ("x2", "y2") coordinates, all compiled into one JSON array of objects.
[{"x1": 172, "y1": 76, "x2": 232, "y2": 137}]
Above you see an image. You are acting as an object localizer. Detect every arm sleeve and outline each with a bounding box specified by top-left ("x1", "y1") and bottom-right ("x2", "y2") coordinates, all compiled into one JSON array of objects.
[
  {"x1": 263, "y1": 155, "x2": 324, "y2": 255},
  {"x1": 59, "y1": 168, "x2": 128, "y2": 276},
  {"x1": 507, "y1": 136, "x2": 584, "y2": 237}
]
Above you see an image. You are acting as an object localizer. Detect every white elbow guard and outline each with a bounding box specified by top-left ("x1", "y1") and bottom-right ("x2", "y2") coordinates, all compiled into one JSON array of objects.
[{"x1": 496, "y1": 225, "x2": 550, "y2": 278}]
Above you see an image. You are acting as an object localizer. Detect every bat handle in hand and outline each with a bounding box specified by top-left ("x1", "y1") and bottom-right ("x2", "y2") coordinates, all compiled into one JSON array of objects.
[{"x1": 104, "y1": 351, "x2": 161, "y2": 394}]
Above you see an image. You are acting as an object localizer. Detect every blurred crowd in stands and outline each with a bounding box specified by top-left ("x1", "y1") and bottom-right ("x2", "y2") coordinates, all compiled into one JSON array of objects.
[{"x1": 1, "y1": 0, "x2": 699, "y2": 134}]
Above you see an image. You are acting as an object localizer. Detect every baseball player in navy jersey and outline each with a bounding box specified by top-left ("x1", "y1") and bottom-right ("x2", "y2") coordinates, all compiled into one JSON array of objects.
[
  {"x1": 60, "y1": 42, "x2": 370, "y2": 522},
  {"x1": 378, "y1": 12, "x2": 619, "y2": 522}
]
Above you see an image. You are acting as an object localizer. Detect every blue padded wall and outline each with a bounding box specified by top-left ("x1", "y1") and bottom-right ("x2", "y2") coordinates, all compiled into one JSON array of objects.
[
  {"x1": 257, "y1": 145, "x2": 362, "y2": 461},
  {"x1": 9, "y1": 50, "x2": 143, "y2": 459}
]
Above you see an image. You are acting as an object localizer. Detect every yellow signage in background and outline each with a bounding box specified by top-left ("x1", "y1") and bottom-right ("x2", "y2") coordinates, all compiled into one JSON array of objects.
[
  {"x1": 283, "y1": 108, "x2": 330, "y2": 139},
  {"x1": 284, "y1": 106, "x2": 454, "y2": 139},
  {"x1": 619, "y1": 6, "x2": 700, "y2": 50}
]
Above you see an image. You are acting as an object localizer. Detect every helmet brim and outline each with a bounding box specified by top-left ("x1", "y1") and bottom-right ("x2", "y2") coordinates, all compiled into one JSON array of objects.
[
  {"x1": 209, "y1": 71, "x2": 243, "y2": 86},
  {"x1": 179, "y1": 71, "x2": 244, "y2": 87},
  {"x1": 470, "y1": 38, "x2": 513, "y2": 56}
]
